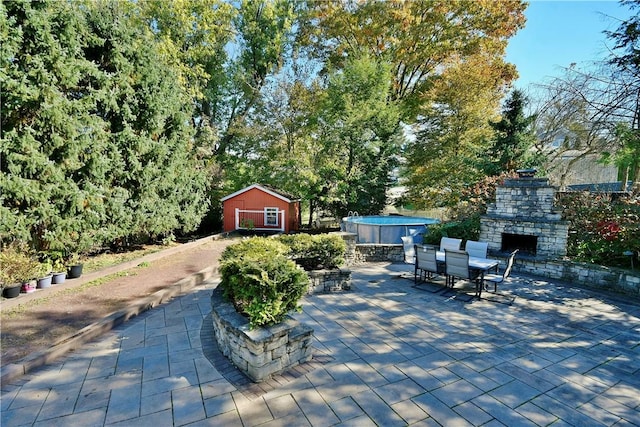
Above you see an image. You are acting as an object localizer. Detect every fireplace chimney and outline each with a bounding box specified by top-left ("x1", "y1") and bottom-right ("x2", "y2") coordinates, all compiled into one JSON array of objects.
[{"x1": 479, "y1": 176, "x2": 569, "y2": 259}]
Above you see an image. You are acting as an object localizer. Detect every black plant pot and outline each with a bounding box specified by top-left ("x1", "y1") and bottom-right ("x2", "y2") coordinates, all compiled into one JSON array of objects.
[
  {"x1": 68, "y1": 264, "x2": 84, "y2": 279},
  {"x1": 3, "y1": 285, "x2": 21, "y2": 299}
]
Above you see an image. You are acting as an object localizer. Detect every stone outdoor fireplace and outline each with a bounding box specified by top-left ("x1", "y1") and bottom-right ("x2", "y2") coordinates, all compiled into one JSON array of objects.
[{"x1": 480, "y1": 171, "x2": 569, "y2": 259}]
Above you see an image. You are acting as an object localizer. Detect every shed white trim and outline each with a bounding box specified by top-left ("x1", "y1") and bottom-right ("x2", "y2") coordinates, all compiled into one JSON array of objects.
[{"x1": 220, "y1": 184, "x2": 293, "y2": 203}]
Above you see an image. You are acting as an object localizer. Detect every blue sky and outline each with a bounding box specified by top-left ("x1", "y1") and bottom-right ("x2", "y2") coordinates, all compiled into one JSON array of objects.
[{"x1": 506, "y1": 0, "x2": 636, "y2": 89}]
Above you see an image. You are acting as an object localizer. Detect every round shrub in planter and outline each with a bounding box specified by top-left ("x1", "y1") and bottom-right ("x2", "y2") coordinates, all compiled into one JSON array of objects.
[
  {"x1": 219, "y1": 237, "x2": 309, "y2": 329},
  {"x1": 277, "y1": 233, "x2": 346, "y2": 270}
]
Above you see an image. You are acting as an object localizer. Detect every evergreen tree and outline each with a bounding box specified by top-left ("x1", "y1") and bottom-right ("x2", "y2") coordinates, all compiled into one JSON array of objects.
[
  {"x1": 1, "y1": 0, "x2": 208, "y2": 252},
  {"x1": 84, "y1": 0, "x2": 208, "y2": 244},
  {"x1": 485, "y1": 89, "x2": 538, "y2": 175},
  {"x1": 1, "y1": 0, "x2": 102, "y2": 250}
]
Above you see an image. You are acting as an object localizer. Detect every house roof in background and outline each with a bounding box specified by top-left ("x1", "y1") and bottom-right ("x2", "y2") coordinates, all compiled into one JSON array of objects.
[{"x1": 220, "y1": 184, "x2": 300, "y2": 203}]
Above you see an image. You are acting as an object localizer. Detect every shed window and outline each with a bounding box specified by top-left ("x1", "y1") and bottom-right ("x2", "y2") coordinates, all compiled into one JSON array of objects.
[{"x1": 265, "y1": 207, "x2": 279, "y2": 226}]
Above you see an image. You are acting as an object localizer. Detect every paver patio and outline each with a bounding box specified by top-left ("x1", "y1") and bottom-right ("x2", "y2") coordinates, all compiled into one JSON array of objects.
[{"x1": 2, "y1": 262, "x2": 639, "y2": 426}]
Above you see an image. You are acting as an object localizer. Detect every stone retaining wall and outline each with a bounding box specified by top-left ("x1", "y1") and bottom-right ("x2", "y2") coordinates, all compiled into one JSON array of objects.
[
  {"x1": 338, "y1": 236, "x2": 639, "y2": 296},
  {"x1": 337, "y1": 232, "x2": 358, "y2": 265},
  {"x1": 307, "y1": 268, "x2": 352, "y2": 293},
  {"x1": 210, "y1": 288, "x2": 313, "y2": 382},
  {"x1": 353, "y1": 244, "x2": 404, "y2": 264},
  {"x1": 510, "y1": 256, "x2": 640, "y2": 297}
]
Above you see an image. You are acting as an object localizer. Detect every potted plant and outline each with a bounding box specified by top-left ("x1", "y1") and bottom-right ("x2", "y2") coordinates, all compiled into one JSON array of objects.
[
  {"x1": 66, "y1": 253, "x2": 84, "y2": 279},
  {"x1": 0, "y1": 243, "x2": 40, "y2": 298},
  {"x1": 36, "y1": 260, "x2": 53, "y2": 289},
  {"x1": 0, "y1": 248, "x2": 21, "y2": 298},
  {"x1": 64, "y1": 232, "x2": 94, "y2": 279},
  {"x1": 51, "y1": 257, "x2": 67, "y2": 284}
]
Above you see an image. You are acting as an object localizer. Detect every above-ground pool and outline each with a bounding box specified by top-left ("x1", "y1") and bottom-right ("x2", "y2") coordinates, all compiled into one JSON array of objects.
[{"x1": 341, "y1": 215, "x2": 440, "y2": 244}]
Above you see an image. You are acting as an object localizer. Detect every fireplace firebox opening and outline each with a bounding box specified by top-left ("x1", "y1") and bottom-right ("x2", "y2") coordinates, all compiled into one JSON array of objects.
[{"x1": 502, "y1": 233, "x2": 537, "y2": 256}]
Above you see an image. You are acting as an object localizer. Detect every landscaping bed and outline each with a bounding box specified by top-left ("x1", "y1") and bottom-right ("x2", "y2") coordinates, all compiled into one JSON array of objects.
[{"x1": 1, "y1": 238, "x2": 232, "y2": 366}]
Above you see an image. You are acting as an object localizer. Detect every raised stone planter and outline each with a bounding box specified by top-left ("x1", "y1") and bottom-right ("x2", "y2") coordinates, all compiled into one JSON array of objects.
[
  {"x1": 210, "y1": 288, "x2": 314, "y2": 382},
  {"x1": 336, "y1": 232, "x2": 357, "y2": 266},
  {"x1": 307, "y1": 268, "x2": 351, "y2": 293}
]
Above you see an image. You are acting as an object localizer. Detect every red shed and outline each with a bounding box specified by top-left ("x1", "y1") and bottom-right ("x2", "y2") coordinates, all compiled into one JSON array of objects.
[{"x1": 221, "y1": 184, "x2": 300, "y2": 233}]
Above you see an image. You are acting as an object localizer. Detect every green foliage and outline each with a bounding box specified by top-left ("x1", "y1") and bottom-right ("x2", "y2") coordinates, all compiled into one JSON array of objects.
[
  {"x1": 51, "y1": 257, "x2": 66, "y2": 274},
  {"x1": 277, "y1": 233, "x2": 346, "y2": 270},
  {"x1": 600, "y1": 123, "x2": 640, "y2": 189},
  {"x1": 558, "y1": 192, "x2": 640, "y2": 268},
  {"x1": 1, "y1": 0, "x2": 209, "y2": 252},
  {"x1": 422, "y1": 216, "x2": 481, "y2": 246},
  {"x1": 220, "y1": 237, "x2": 289, "y2": 262},
  {"x1": 484, "y1": 90, "x2": 539, "y2": 175},
  {"x1": 320, "y1": 53, "x2": 402, "y2": 217},
  {"x1": 219, "y1": 237, "x2": 309, "y2": 328},
  {"x1": 606, "y1": 0, "x2": 640, "y2": 75},
  {"x1": 423, "y1": 172, "x2": 516, "y2": 245},
  {"x1": 0, "y1": 243, "x2": 41, "y2": 286},
  {"x1": 299, "y1": 1, "x2": 525, "y2": 121}
]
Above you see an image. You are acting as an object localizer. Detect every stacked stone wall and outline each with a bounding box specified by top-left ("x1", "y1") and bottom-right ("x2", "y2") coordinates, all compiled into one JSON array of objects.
[
  {"x1": 307, "y1": 269, "x2": 351, "y2": 293},
  {"x1": 354, "y1": 244, "x2": 404, "y2": 263},
  {"x1": 480, "y1": 177, "x2": 569, "y2": 258},
  {"x1": 336, "y1": 232, "x2": 358, "y2": 266},
  {"x1": 210, "y1": 288, "x2": 313, "y2": 382},
  {"x1": 487, "y1": 252, "x2": 640, "y2": 297}
]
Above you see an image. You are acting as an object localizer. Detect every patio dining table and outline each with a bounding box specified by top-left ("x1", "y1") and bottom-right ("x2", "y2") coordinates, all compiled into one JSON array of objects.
[
  {"x1": 436, "y1": 250, "x2": 499, "y2": 296},
  {"x1": 435, "y1": 251, "x2": 500, "y2": 273}
]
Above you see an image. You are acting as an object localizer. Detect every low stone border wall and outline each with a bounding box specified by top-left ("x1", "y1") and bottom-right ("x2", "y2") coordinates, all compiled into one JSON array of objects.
[
  {"x1": 343, "y1": 237, "x2": 640, "y2": 297},
  {"x1": 336, "y1": 232, "x2": 358, "y2": 265},
  {"x1": 510, "y1": 256, "x2": 640, "y2": 297},
  {"x1": 210, "y1": 288, "x2": 314, "y2": 383},
  {"x1": 307, "y1": 268, "x2": 352, "y2": 293},
  {"x1": 354, "y1": 244, "x2": 404, "y2": 263}
]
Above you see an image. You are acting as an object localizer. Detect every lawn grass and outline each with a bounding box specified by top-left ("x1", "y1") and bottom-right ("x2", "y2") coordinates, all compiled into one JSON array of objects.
[{"x1": 82, "y1": 243, "x2": 177, "y2": 274}]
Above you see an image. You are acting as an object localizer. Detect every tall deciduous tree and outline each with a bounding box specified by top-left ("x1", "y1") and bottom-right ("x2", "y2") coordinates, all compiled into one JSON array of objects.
[
  {"x1": 212, "y1": 0, "x2": 296, "y2": 159},
  {"x1": 530, "y1": 1, "x2": 639, "y2": 191},
  {"x1": 299, "y1": 0, "x2": 526, "y2": 211},
  {"x1": 137, "y1": 0, "x2": 236, "y2": 141},
  {"x1": 252, "y1": 76, "x2": 330, "y2": 225},
  {"x1": 318, "y1": 53, "x2": 402, "y2": 217},
  {"x1": 299, "y1": 0, "x2": 525, "y2": 121},
  {"x1": 404, "y1": 52, "x2": 508, "y2": 208}
]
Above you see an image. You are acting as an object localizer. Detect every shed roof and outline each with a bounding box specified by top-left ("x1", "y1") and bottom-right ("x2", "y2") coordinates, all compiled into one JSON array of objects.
[{"x1": 220, "y1": 184, "x2": 300, "y2": 203}]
